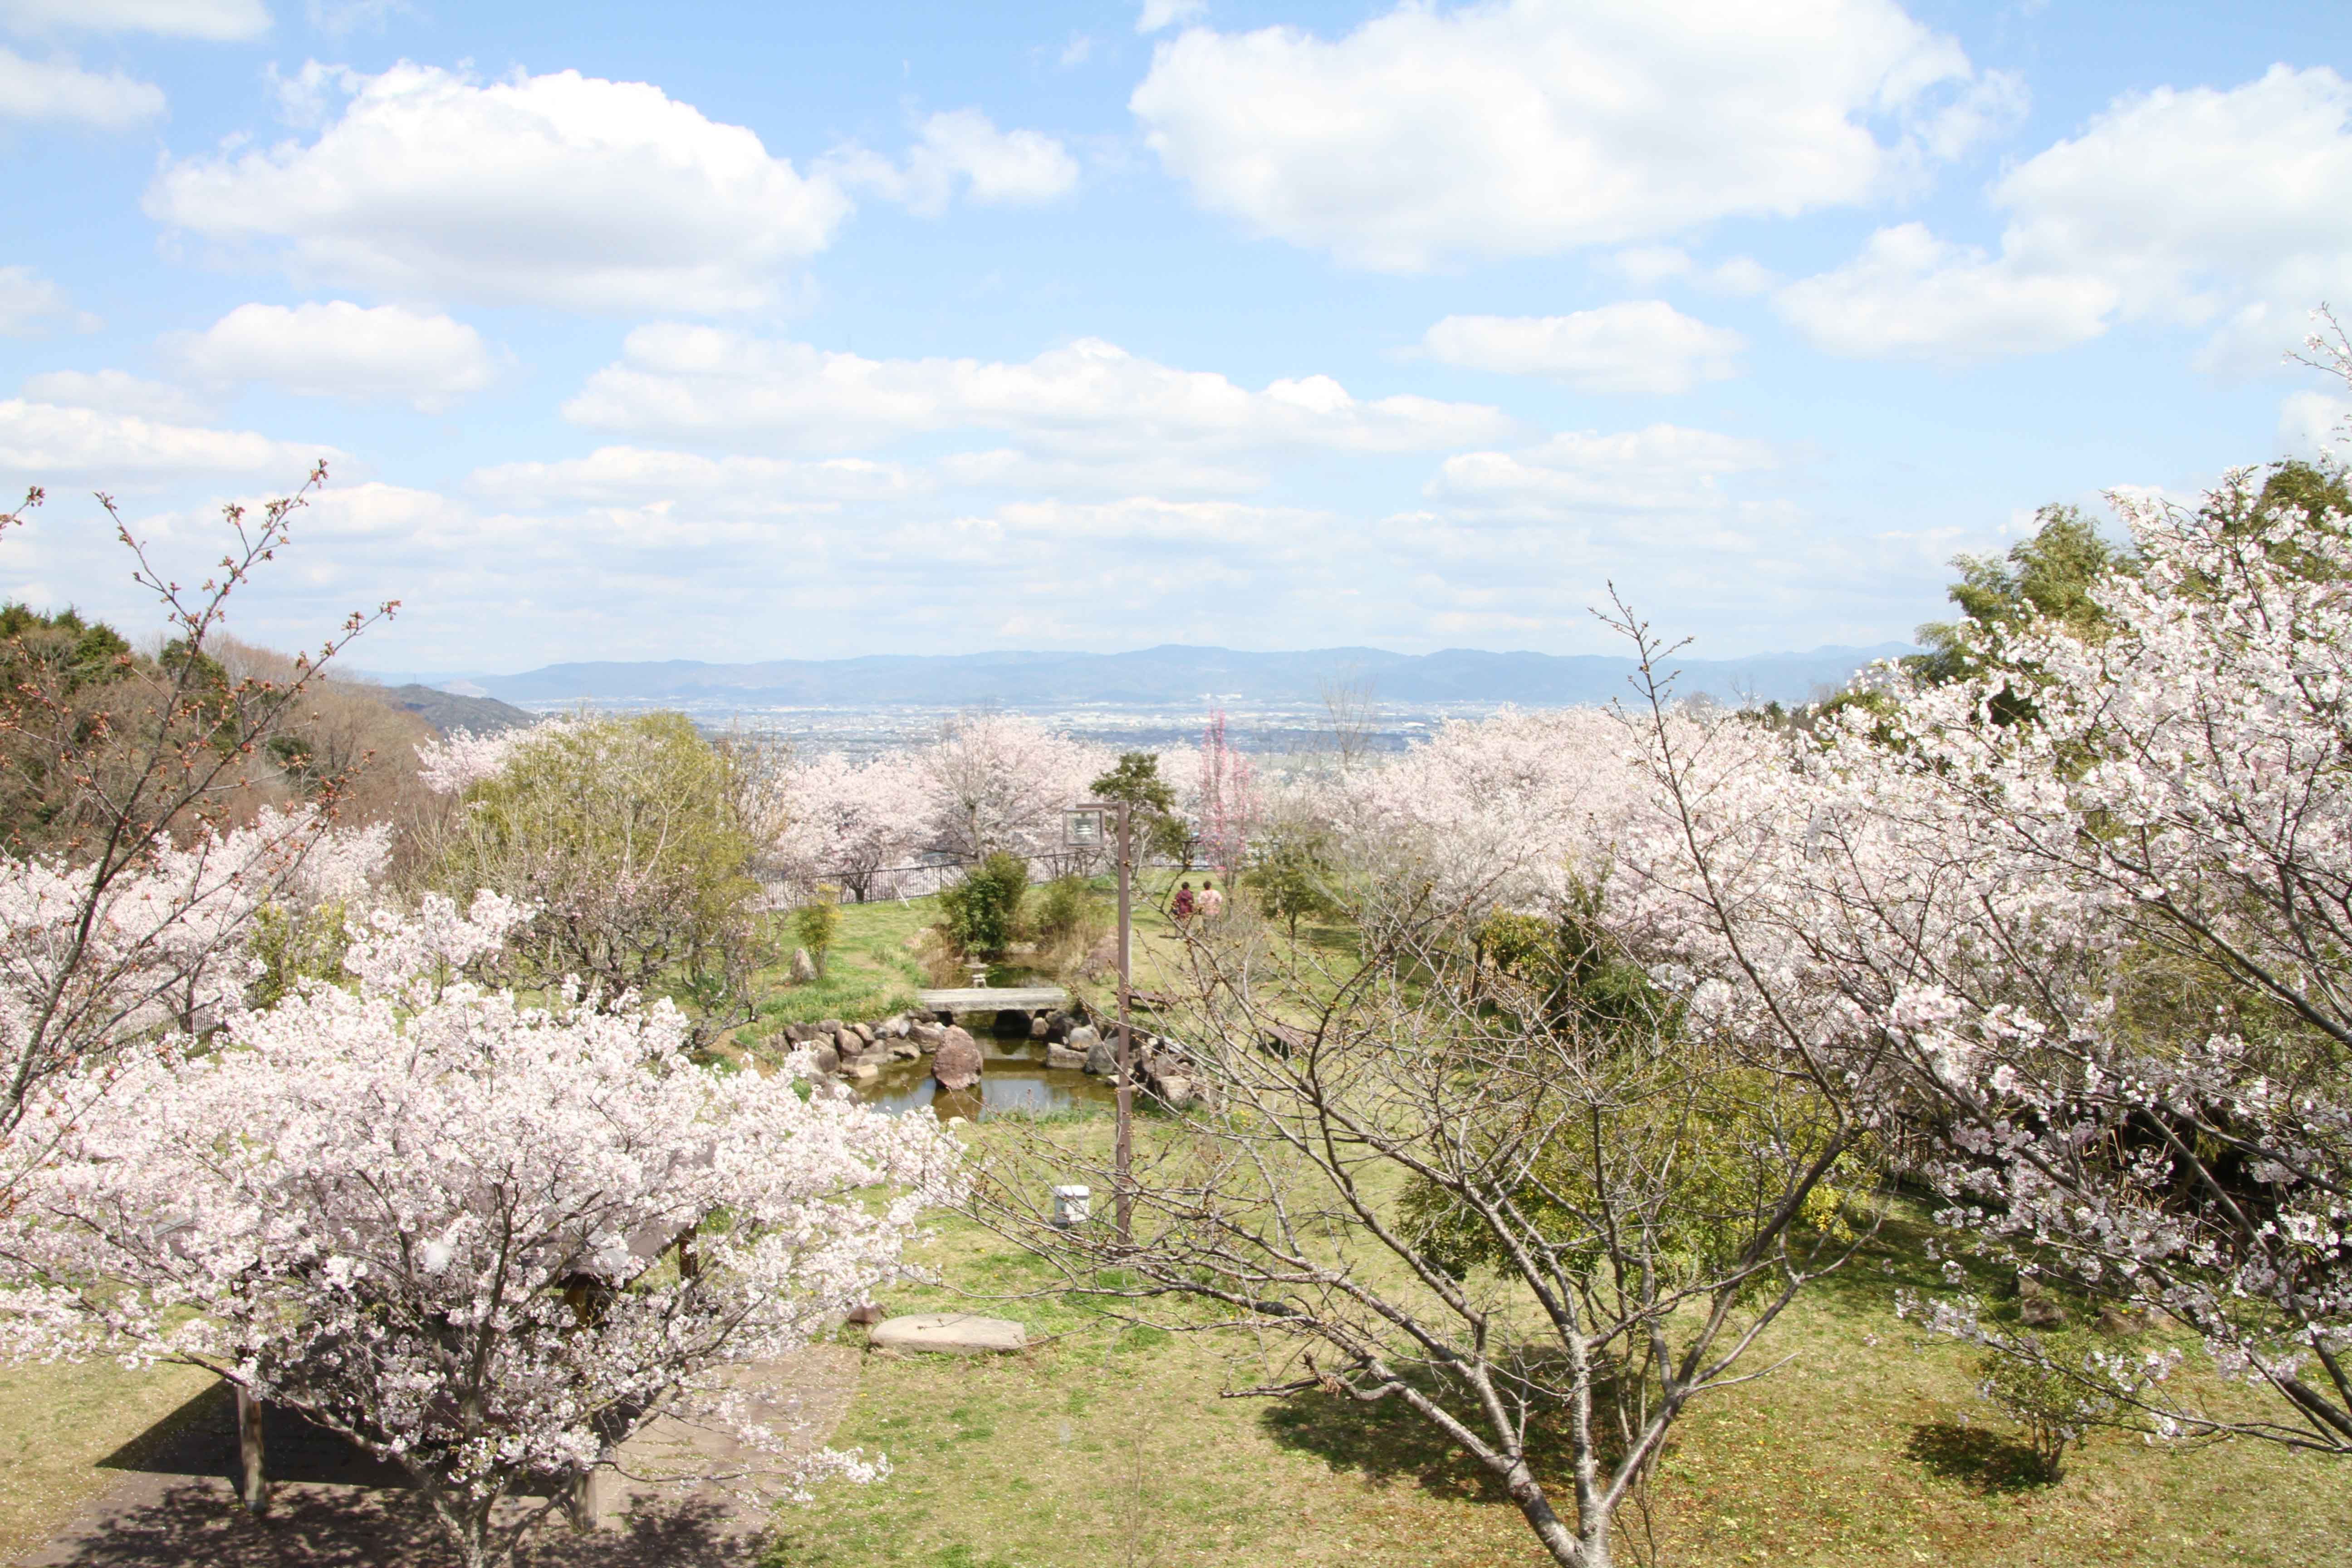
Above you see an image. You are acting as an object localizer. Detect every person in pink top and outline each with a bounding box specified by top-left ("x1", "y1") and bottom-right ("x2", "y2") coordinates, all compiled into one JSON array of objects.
[{"x1": 1196, "y1": 879, "x2": 1225, "y2": 919}]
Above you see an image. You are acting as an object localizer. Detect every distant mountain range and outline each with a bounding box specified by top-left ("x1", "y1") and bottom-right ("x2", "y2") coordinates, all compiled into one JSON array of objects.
[{"x1": 389, "y1": 644, "x2": 1914, "y2": 710}]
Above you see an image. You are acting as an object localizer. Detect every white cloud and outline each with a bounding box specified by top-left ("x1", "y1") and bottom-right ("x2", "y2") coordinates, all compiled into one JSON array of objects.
[
  {"x1": 169, "y1": 301, "x2": 498, "y2": 411},
  {"x1": 1129, "y1": 0, "x2": 2014, "y2": 271},
  {"x1": 1775, "y1": 224, "x2": 2116, "y2": 360},
  {"x1": 2281, "y1": 391, "x2": 2351, "y2": 456},
  {"x1": 0, "y1": 266, "x2": 100, "y2": 335},
  {"x1": 0, "y1": 0, "x2": 269, "y2": 39},
  {"x1": 1609, "y1": 246, "x2": 1776, "y2": 296},
  {"x1": 1136, "y1": 0, "x2": 1205, "y2": 34},
  {"x1": 469, "y1": 447, "x2": 922, "y2": 510},
  {"x1": 563, "y1": 326, "x2": 1515, "y2": 455},
  {"x1": 0, "y1": 45, "x2": 163, "y2": 125},
  {"x1": 1057, "y1": 33, "x2": 1093, "y2": 69},
  {"x1": 0, "y1": 400, "x2": 332, "y2": 479},
  {"x1": 1780, "y1": 66, "x2": 2352, "y2": 366},
  {"x1": 146, "y1": 62, "x2": 853, "y2": 312},
  {"x1": 1422, "y1": 302, "x2": 1745, "y2": 393},
  {"x1": 19, "y1": 369, "x2": 205, "y2": 422},
  {"x1": 823, "y1": 109, "x2": 1079, "y2": 217},
  {"x1": 1429, "y1": 424, "x2": 1781, "y2": 515}
]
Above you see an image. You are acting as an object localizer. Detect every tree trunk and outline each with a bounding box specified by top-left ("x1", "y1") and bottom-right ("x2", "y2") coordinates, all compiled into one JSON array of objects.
[
  {"x1": 564, "y1": 1451, "x2": 610, "y2": 1532},
  {"x1": 1508, "y1": 1472, "x2": 1597, "y2": 1568},
  {"x1": 233, "y1": 1384, "x2": 269, "y2": 1514}
]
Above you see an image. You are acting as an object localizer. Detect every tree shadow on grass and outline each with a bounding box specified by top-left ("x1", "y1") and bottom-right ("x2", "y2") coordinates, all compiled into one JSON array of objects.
[
  {"x1": 1903, "y1": 1421, "x2": 2058, "y2": 1495},
  {"x1": 1257, "y1": 1382, "x2": 1576, "y2": 1504},
  {"x1": 41, "y1": 1482, "x2": 755, "y2": 1567}
]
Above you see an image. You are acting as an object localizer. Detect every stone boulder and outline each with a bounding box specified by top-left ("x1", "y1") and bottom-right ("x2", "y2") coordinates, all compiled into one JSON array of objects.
[
  {"x1": 1083, "y1": 1034, "x2": 1120, "y2": 1078},
  {"x1": 1044, "y1": 1043, "x2": 1088, "y2": 1071},
  {"x1": 909, "y1": 1019, "x2": 946, "y2": 1051},
  {"x1": 808, "y1": 1043, "x2": 839, "y2": 1076},
  {"x1": 1029, "y1": 1013, "x2": 1050, "y2": 1039},
  {"x1": 817, "y1": 1019, "x2": 843, "y2": 1037},
  {"x1": 848, "y1": 1021, "x2": 877, "y2": 1046},
  {"x1": 784, "y1": 1022, "x2": 821, "y2": 1044},
  {"x1": 868, "y1": 1313, "x2": 1027, "y2": 1355},
  {"x1": 789, "y1": 947, "x2": 818, "y2": 984},
  {"x1": 932, "y1": 1026, "x2": 983, "y2": 1092},
  {"x1": 888, "y1": 1039, "x2": 921, "y2": 1063}
]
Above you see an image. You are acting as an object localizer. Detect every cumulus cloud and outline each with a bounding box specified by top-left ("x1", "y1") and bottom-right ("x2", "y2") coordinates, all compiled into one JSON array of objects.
[
  {"x1": 1779, "y1": 66, "x2": 2352, "y2": 367},
  {"x1": 1136, "y1": 0, "x2": 1205, "y2": 33},
  {"x1": 2281, "y1": 391, "x2": 2352, "y2": 456},
  {"x1": 0, "y1": 266, "x2": 100, "y2": 335},
  {"x1": 146, "y1": 62, "x2": 853, "y2": 312},
  {"x1": 469, "y1": 447, "x2": 922, "y2": 510},
  {"x1": 0, "y1": 400, "x2": 331, "y2": 479},
  {"x1": 0, "y1": 45, "x2": 163, "y2": 125},
  {"x1": 0, "y1": 0, "x2": 269, "y2": 39},
  {"x1": 168, "y1": 301, "x2": 498, "y2": 410},
  {"x1": 822, "y1": 109, "x2": 1079, "y2": 217},
  {"x1": 1422, "y1": 302, "x2": 1745, "y2": 393},
  {"x1": 563, "y1": 327, "x2": 1515, "y2": 456},
  {"x1": 1129, "y1": 0, "x2": 2017, "y2": 270},
  {"x1": 1609, "y1": 246, "x2": 1776, "y2": 296},
  {"x1": 19, "y1": 369, "x2": 205, "y2": 422},
  {"x1": 1775, "y1": 224, "x2": 2116, "y2": 360},
  {"x1": 1429, "y1": 424, "x2": 1781, "y2": 515}
]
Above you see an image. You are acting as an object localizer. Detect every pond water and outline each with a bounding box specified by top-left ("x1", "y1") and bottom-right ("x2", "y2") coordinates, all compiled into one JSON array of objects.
[{"x1": 855, "y1": 1030, "x2": 1117, "y2": 1122}]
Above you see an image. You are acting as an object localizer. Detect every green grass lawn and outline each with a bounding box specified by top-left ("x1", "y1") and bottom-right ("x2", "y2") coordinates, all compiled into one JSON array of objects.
[{"x1": 766, "y1": 1119, "x2": 2352, "y2": 1568}]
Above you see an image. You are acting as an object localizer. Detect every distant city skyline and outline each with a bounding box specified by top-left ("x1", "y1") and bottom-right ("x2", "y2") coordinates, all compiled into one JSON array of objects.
[{"x1": 2, "y1": 1, "x2": 2346, "y2": 670}]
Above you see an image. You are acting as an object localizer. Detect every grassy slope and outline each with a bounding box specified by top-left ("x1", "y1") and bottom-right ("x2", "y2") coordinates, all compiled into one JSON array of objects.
[{"x1": 775, "y1": 1181, "x2": 2350, "y2": 1568}]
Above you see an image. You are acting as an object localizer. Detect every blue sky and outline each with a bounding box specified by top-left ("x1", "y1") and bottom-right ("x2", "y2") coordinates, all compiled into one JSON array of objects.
[{"x1": 1, "y1": 0, "x2": 2346, "y2": 674}]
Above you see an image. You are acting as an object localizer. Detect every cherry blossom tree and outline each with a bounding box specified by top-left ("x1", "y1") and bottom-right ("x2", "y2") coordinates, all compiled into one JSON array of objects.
[
  {"x1": 1196, "y1": 711, "x2": 1256, "y2": 876},
  {"x1": 0, "y1": 470, "x2": 392, "y2": 1152},
  {"x1": 915, "y1": 713, "x2": 1109, "y2": 871},
  {"x1": 2, "y1": 892, "x2": 963, "y2": 1567},
  {"x1": 1600, "y1": 429, "x2": 2352, "y2": 1453},
  {"x1": 772, "y1": 748, "x2": 933, "y2": 901}
]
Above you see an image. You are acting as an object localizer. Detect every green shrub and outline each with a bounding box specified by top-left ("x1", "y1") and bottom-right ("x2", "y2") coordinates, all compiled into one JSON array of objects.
[
  {"x1": 793, "y1": 889, "x2": 842, "y2": 975},
  {"x1": 939, "y1": 852, "x2": 1028, "y2": 956},
  {"x1": 1028, "y1": 874, "x2": 1105, "y2": 945},
  {"x1": 1978, "y1": 1330, "x2": 2120, "y2": 1480}
]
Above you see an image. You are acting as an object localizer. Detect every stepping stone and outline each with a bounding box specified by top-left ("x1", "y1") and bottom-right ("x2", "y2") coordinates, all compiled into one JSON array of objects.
[{"x1": 868, "y1": 1313, "x2": 1028, "y2": 1355}]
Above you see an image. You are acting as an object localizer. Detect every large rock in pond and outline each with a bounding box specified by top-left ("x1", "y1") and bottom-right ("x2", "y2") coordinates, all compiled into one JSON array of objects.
[
  {"x1": 932, "y1": 1026, "x2": 983, "y2": 1092},
  {"x1": 1044, "y1": 1043, "x2": 1087, "y2": 1071},
  {"x1": 909, "y1": 1019, "x2": 946, "y2": 1051},
  {"x1": 868, "y1": 1313, "x2": 1027, "y2": 1356}
]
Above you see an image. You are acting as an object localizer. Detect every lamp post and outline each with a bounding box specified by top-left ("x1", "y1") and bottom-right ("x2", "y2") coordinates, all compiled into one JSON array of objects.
[{"x1": 1063, "y1": 799, "x2": 1134, "y2": 1245}]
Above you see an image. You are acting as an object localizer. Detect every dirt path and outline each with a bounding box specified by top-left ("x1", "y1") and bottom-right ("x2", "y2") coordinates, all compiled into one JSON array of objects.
[{"x1": 15, "y1": 1347, "x2": 862, "y2": 1568}]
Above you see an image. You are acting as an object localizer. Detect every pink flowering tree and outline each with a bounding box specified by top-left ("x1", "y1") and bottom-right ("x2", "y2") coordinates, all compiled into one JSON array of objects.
[
  {"x1": 0, "y1": 470, "x2": 393, "y2": 1155},
  {"x1": 2, "y1": 891, "x2": 964, "y2": 1567},
  {"x1": 772, "y1": 749, "x2": 933, "y2": 902},
  {"x1": 915, "y1": 713, "x2": 1110, "y2": 873},
  {"x1": 1196, "y1": 711, "x2": 1257, "y2": 876},
  {"x1": 1603, "y1": 434, "x2": 2352, "y2": 1452}
]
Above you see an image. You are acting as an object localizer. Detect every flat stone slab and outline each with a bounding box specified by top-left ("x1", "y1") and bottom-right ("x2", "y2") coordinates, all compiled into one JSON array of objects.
[
  {"x1": 913, "y1": 987, "x2": 1068, "y2": 1013},
  {"x1": 867, "y1": 1313, "x2": 1028, "y2": 1355}
]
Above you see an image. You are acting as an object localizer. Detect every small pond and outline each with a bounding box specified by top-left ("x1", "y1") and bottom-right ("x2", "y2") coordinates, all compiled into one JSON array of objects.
[{"x1": 855, "y1": 1024, "x2": 1117, "y2": 1122}]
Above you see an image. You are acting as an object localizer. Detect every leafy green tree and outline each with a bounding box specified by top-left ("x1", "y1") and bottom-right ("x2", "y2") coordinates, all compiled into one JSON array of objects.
[
  {"x1": 1908, "y1": 504, "x2": 2128, "y2": 686},
  {"x1": 939, "y1": 850, "x2": 1028, "y2": 957},
  {"x1": 1089, "y1": 752, "x2": 1176, "y2": 815},
  {"x1": 1245, "y1": 827, "x2": 1338, "y2": 938},
  {"x1": 434, "y1": 711, "x2": 768, "y2": 1003}
]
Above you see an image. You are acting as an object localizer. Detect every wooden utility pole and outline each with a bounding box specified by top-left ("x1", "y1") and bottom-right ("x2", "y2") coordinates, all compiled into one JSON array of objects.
[{"x1": 1113, "y1": 798, "x2": 1134, "y2": 1247}]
